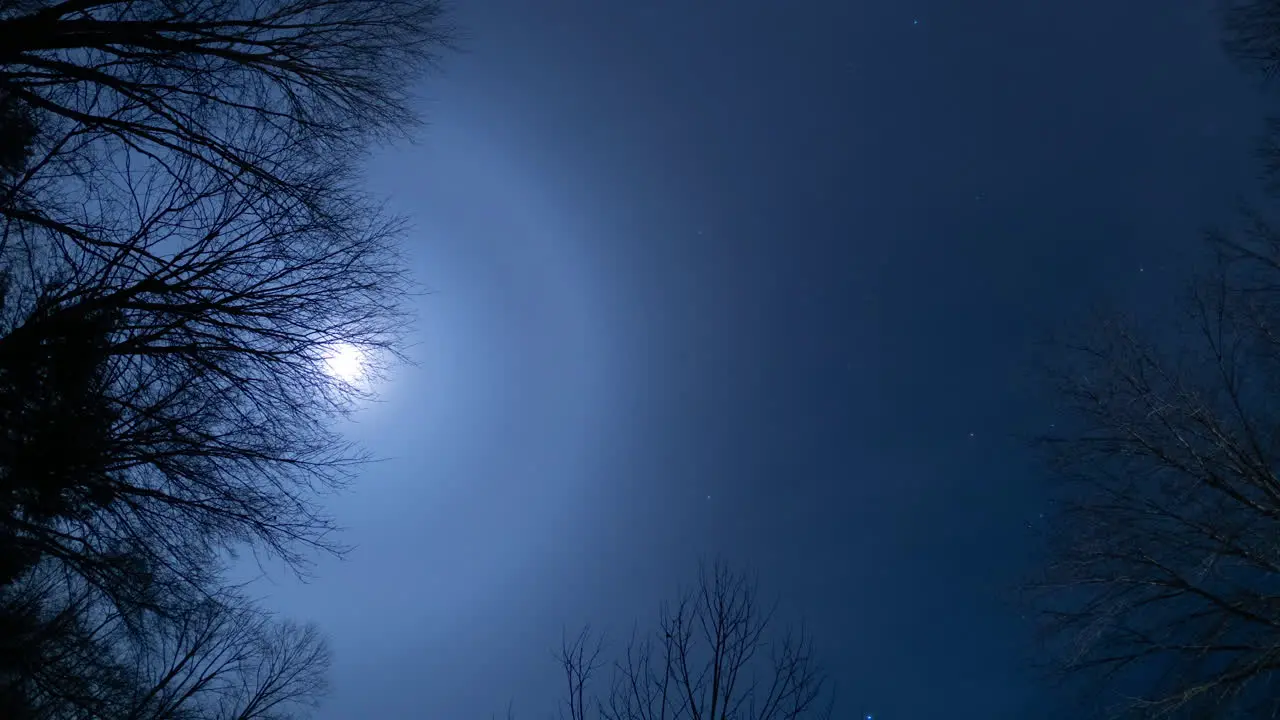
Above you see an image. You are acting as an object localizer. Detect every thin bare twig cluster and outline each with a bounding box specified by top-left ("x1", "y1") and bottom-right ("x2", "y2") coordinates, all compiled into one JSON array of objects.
[
  {"x1": 556, "y1": 562, "x2": 834, "y2": 720},
  {"x1": 1035, "y1": 169, "x2": 1280, "y2": 719},
  {"x1": 1030, "y1": 3, "x2": 1280, "y2": 716},
  {"x1": 4, "y1": 564, "x2": 330, "y2": 720}
]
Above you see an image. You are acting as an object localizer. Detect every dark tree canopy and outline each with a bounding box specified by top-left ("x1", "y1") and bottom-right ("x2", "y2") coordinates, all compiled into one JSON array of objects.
[
  {"x1": 0, "y1": 90, "x2": 35, "y2": 179},
  {"x1": 0, "y1": 0, "x2": 449, "y2": 606},
  {"x1": 0, "y1": 0, "x2": 450, "y2": 716},
  {"x1": 0, "y1": 564, "x2": 330, "y2": 720},
  {"x1": 0, "y1": 0, "x2": 448, "y2": 194}
]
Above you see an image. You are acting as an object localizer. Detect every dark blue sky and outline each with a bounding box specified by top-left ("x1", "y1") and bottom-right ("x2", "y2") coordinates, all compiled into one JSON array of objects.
[{"x1": 252, "y1": 1, "x2": 1275, "y2": 717}]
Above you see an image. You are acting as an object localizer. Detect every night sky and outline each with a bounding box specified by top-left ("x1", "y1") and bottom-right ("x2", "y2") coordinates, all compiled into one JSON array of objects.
[{"x1": 249, "y1": 1, "x2": 1277, "y2": 717}]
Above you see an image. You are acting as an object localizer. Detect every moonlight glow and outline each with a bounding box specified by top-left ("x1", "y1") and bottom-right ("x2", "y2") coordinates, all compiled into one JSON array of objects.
[{"x1": 322, "y1": 343, "x2": 369, "y2": 384}]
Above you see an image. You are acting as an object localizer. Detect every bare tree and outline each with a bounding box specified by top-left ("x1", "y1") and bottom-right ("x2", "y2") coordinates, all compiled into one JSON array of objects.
[
  {"x1": 0, "y1": 0, "x2": 450, "y2": 712},
  {"x1": 0, "y1": 560, "x2": 128, "y2": 719},
  {"x1": 1024, "y1": 8, "x2": 1280, "y2": 715},
  {"x1": 0, "y1": 0, "x2": 450, "y2": 212},
  {"x1": 554, "y1": 562, "x2": 834, "y2": 720},
  {"x1": 560, "y1": 626, "x2": 605, "y2": 720},
  {"x1": 122, "y1": 596, "x2": 329, "y2": 720},
  {"x1": 1, "y1": 562, "x2": 329, "y2": 720},
  {"x1": 1030, "y1": 211, "x2": 1280, "y2": 717},
  {"x1": 0, "y1": 0, "x2": 451, "y2": 609}
]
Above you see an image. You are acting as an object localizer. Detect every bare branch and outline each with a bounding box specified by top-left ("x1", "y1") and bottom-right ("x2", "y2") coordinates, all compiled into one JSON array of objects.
[
  {"x1": 1033, "y1": 208, "x2": 1280, "y2": 715},
  {"x1": 551, "y1": 561, "x2": 833, "y2": 720}
]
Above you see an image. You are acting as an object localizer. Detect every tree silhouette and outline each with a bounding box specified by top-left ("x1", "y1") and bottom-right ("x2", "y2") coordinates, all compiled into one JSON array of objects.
[
  {"x1": 552, "y1": 561, "x2": 834, "y2": 720},
  {"x1": 1032, "y1": 220, "x2": 1280, "y2": 716},
  {"x1": 0, "y1": 89, "x2": 35, "y2": 179},
  {"x1": 0, "y1": 0, "x2": 449, "y2": 607},
  {"x1": 1027, "y1": 4, "x2": 1280, "y2": 716},
  {"x1": 0, "y1": 0, "x2": 450, "y2": 212},
  {"x1": 0, "y1": 0, "x2": 451, "y2": 715},
  {"x1": 0, "y1": 563, "x2": 329, "y2": 720}
]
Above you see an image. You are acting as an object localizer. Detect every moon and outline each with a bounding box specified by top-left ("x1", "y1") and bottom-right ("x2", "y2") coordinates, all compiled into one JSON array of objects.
[{"x1": 322, "y1": 342, "x2": 368, "y2": 384}]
